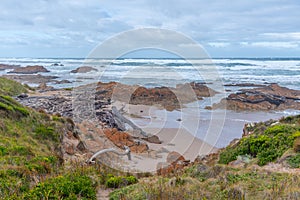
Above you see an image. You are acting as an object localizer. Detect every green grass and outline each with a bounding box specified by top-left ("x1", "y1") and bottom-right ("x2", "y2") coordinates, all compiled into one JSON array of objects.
[{"x1": 0, "y1": 77, "x2": 28, "y2": 96}]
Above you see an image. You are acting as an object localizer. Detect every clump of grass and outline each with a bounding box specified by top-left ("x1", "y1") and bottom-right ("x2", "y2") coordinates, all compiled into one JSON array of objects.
[{"x1": 0, "y1": 77, "x2": 28, "y2": 96}]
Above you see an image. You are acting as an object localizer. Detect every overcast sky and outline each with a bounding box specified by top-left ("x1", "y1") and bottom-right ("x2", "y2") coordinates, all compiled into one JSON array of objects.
[{"x1": 0, "y1": 0, "x2": 300, "y2": 58}]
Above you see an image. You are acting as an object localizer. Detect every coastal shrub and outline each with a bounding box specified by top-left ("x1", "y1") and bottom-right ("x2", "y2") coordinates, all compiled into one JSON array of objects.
[
  {"x1": 287, "y1": 154, "x2": 300, "y2": 168},
  {"x1": 219, "y1": 124, "x2": 298, "y2": 166},
  {"x1": 23, "y1": 174, "x2": 96, "y2": 199},
  {"x1": 105, "y1": 175, "x2": 138, "y2": 188}
]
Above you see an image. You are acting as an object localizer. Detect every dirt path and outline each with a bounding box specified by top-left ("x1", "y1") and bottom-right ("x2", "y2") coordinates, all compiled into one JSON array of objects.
[{"x1": 97, "y1": 188, "x2": 113, "y2": 200}]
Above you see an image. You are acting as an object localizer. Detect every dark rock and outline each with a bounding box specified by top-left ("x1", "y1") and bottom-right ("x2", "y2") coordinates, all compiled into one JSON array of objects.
[
  {"x1": 212, "y1": 84, "x2": 300, "y2": 111},
  {"x1": 77, "y1": 140, "x2": 88, "y2": 152},
  {"x1": 0, "y1": 64, "x2": 20, "y2": 70},
  {"x1": 70, "y1": 66, "x2": 98, "y2": 73},
  {"x1": 3, "y1": 74, "x2": 58, "y2": 84},
  {"x1": 8, "y1": 65, "x2": 49, "y2": 74},
  {"x1": 51, "y1": 63, "x2": 64, "y2": 66},
  {"x1": 17, "y1": 93, "x2": 28, "y2": 99},
  {"x1": 142, "y1": 135, "x2": 162, "y2": 144},
  {"x1": 55, "y1": 80, "x2": 72, "y2": 84}
]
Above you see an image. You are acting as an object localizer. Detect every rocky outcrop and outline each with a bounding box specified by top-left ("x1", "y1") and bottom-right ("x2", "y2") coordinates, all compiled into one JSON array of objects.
[
  {"x1": 0, "y1": 64, "x2": 20, "y2": 70},
  {"x1": 4, "y1": 74, "x2": 58, "y2": 84},
  {"x1": 157, "y1": 151, "x2": 190, "y2": 176},
  {"x1": 103, "y1": 128, "x2": 148, "y2": 153},
  {"x1": 212, "y1": 84, "x2": 300, "y2": 111},
  {"x1": 70, "y1": 66, "x2": 98, "y2": 73},
  {"x1": 95, "y1": 82, "x2": 217, "y2": 111},
  {"x1": 9, "y1": 65, "x2": 49, "y2": 74}
]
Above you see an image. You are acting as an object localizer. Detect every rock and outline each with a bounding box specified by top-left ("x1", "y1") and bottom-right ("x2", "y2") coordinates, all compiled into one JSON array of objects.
[
  {"x1": 8, "y1": 65, "x2": 49, "y2": 74},
  {"x1": 70, "y1": 66, "x2": 98, "y2": 73},
  {"x1": 4, "y1": 74, "x2": 58, "y2": 84},
  {"x1": 17, "y1": 93, "x2": 28, "y2": 99},
  {"x1": 157, "y1": 162, "x2": 173, "y2": 176},
  {"x1": 77, "y1": 140, "x2": 88, "y2": 152},
  {"x1": 0, "y1": 64, "x2": 20, "y2": 70},
  {"x1": 166, "y1": 151, "x2": 185, "y2": 164},
  {"x1": 51, "y1": 63, "x2": 64, "y2": 66},
  {"x1": 156, "y1": 152, "x2": 189, "y2": 176},
  {"x1": 142, "y1": 135, "x2": 162, "y2": 144},
  {"x1": 55, "y1": 80, "x2": 72, "y2": 84},
  {"x1": 95, "y1": 81, "x2": 217, "y2": 111},
  {"x1": 212, "y1": 84, "x2": 300, "y2": 111},
  {"x1": 65, "y1": 143, "x2": 75, "y2": 155},
  {"x1": 37, "y1": 82, "x2": 54, "y2": 91},
  {"x1": 103, "y1": 128, "x2": 148, "y2": 153}
]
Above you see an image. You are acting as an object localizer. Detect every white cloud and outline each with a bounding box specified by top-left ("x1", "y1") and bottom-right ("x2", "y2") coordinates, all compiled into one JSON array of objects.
[
  {"x1": 243, "y1": 41, "x2": 299, "y2": 48},
  {"x1": 207, "y1": 42, "x2": 231, "y2": 48},
  {"x1": 262, "y1": 32, "x2": 300, "y2": 40}
]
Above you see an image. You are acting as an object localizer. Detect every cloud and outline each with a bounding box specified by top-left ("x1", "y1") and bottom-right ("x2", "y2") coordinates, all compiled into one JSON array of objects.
[
  {"x1": 241, "y1": 41, "x2": 299, "y2": 48},
  {"x1": 0, "y1": 0, "x2": 300, "y2": 57},
  {"x1": 207, "y1": 42, "x2": 231, "y2": 48},
  {"x1": 261, "y1": 32, "x2": 300, "y2": 40}
]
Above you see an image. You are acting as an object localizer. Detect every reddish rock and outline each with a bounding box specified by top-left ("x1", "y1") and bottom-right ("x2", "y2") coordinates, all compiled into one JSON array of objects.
[
  {"x1": 70, "y1": 66, "x2": 98, "y2": 73},
  {"x1": 103, "y1": 128, "x2": 148, "y2": 153},
  {"x1": 156, "y1": 151, "x2": 189, "y2": 176},
  {"x1": 157, "y1": 162, "x2": 174, "y2": 176},
  {"x1": 9, "y1": 65, "x2": 49, "y2": 74},
  {"x1": 166, "y1": 151, "x2": 185, "y2": 165},
  {"x1": 95, "y1": 81, "x2": 217, "y2": 111}
]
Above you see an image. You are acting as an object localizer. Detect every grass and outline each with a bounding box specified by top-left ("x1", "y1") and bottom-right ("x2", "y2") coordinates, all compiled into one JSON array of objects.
[
  {"x1": 110, "y1": 165, "x2": 300, "y2": 200},
  {"x1": 0, "y1": 77, "x2": 28, "y2": 96}
]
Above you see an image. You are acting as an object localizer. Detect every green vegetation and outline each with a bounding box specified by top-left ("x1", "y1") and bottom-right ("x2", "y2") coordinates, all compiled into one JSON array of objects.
[
  {"x1": 105, "y1": 175, "x2": 138, "y2": 188},
  {"x1": 110, "y1": 165, "x2": 300, "y2": 200},
  {"x1": 287, "y1": 153, "x2": 300, "y2": 168},
  {"x1": 0, "y1": 77, "x2": 28, "y2": 96},
  {"x1": 0, "y1": 78, "x2": 141, "y2": 199},
  {"x1": 23, "y1": 173, "x2": 96, "y2": 199},
  {"x1": 219, "y1": 116, "x2": 300, "y2": 166},
  {"x1": 1, "y1": 77, "x2": 300, "y2": 200}
]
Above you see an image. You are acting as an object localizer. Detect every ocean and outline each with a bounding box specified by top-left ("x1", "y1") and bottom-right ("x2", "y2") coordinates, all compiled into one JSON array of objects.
[
  {"x1": 0, "y1": 57, "x2": 300, "y2": 90},
  {"x1": 1, "y1": 57, "x2": 300, "y2": 148}
]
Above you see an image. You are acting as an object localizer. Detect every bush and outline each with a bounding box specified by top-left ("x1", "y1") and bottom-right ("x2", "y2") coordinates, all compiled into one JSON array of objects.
[
  {"x1": 287, "y1": 154, "x2": 300, "y2": 168},
  {"x1": 105, "y1": 175, "x2": 138, "y2": 188},
  {"x1": 219, "y1": 124, "x2": 298, "y2": 166},
  {"x1": 23, "y1": 174, "x2": 96, "y2": 199}
]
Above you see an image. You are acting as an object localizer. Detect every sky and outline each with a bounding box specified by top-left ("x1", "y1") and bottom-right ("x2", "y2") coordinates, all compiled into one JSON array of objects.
[{"x1": 0, "y1": 0, "x2": 300, "y2": 58}]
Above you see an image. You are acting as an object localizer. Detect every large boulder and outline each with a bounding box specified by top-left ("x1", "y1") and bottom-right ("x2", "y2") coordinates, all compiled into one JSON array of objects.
[
  {"x1": 157, "y1": 151, "x2": 189, "y2": 176},
  {"x1": 9, "y1": 65, "x2": 49, "y2": 74},
  {"x1": 103, "y1": 128, "x2": 148, "y2": 153},
  {"x1": 70, "y1": 66, "x2": 98, "y2": 73}
]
